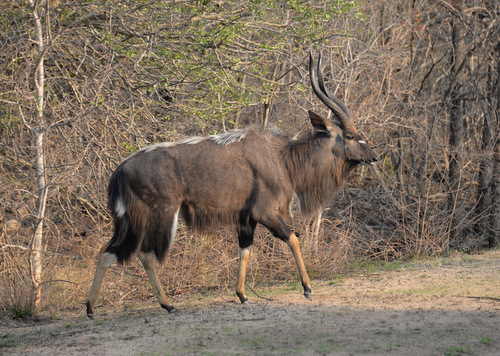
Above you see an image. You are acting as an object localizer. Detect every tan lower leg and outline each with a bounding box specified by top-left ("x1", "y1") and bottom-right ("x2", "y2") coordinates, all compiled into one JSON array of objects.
[
  {"x1": 287, "y1": 233, "x2": 312, "y2": 299},
  {"x1": 137, "y1": 250, "x2": 175, "y2": 312},
  {"x1": 86, "y1": 243, "x2": 115, "y2": 319},
  {"x1": 236, "y1": 247, "x2": 251, "y2": 303}
]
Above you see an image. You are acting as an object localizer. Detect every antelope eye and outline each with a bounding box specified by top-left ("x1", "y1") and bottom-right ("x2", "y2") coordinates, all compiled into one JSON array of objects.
[{"x1": 346, "y1": 134, "x2": 354, "y2": 140}]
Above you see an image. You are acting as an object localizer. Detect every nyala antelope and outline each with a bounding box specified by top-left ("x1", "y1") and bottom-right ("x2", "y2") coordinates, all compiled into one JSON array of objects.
[{"x1": 86, "y1": 53, "x2": 378, "y2": 318}]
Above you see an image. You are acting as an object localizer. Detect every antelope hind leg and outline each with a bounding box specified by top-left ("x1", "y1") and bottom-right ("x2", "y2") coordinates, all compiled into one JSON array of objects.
[
  {"x1": 137, "y1": 250, "x2": 176, "y2": 313},
  {"x1": 86, "y1": 243, "x2": 116, "y2": 319}
]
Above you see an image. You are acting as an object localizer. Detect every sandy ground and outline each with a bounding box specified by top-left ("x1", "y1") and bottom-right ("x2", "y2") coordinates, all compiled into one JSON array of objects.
[{"x1": 1, "y1": 250, "x2": 500, "y2": 355}]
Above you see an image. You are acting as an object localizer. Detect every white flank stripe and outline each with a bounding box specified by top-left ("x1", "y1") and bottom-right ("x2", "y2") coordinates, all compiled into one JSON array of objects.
[
  {"x1": 169, "y1": 210, "x2": 179, "y2": 248},
  {"x1": 115, "y1": 197, "x2": 126, "y2": 218}
]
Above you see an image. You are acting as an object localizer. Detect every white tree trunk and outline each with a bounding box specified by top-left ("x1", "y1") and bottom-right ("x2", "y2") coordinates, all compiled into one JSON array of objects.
[{"x1": 29, "y1": 0, "x2": 47, "y2": 309}]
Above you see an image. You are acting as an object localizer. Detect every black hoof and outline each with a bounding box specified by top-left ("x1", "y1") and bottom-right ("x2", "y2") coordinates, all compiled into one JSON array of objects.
[
  {"x1": 161, "y1": 304, "x2": 176, "y2": 313},
  {"x1": 86, "y1": 301, "x2": 94, "y2": 319},
  {"x1": 236, "y1": 291, "x2": 248, "y2": 305},
  {"x1": 304, "y1": 291, "x2": 312, "y2": 301}
]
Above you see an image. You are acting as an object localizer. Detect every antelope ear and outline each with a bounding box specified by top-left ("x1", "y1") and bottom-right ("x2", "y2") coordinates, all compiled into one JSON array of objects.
[{"x1": 308, "y1": 110, "x2": 331, "y2": 134}]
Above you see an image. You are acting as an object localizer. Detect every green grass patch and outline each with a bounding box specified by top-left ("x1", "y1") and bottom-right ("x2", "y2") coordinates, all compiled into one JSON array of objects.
[
  {"x1": 478, "y1": 337, "x2": 493, "y2": 346},
  {"x1": 9, "y1": 304, "x2": 35, "y2": 319},
  {"x1": 0, "y1": 338, "x2": 18, "y2": 348},
  {"x1": 327, "y1": 273, "x2": 344, "y2": 286},
  {"x1": 443, "y1": 345, "x2": 472, "y2": 356}
]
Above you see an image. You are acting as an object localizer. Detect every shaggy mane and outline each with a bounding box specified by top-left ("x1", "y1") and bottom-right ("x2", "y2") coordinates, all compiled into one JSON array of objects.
[{"x1": 283, "y1": 132, "x2": 353, "y2": 216}]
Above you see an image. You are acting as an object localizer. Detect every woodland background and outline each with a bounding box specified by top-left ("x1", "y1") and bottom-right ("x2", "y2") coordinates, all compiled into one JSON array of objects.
[{"x1": 1, "y1": 0, "x2": 499, "y2": 316}]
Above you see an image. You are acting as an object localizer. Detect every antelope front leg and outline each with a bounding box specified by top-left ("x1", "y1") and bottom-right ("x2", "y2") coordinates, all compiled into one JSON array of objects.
[
  {"x1": 287, "y1": 233, "x2": 312, "y2": 300},
  {"x1": 236, "y1": 246, "x2": 252, "y2": 304}
]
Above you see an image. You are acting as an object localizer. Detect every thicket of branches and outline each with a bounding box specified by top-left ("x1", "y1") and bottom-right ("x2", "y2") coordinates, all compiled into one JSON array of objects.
[{"x1": 1, "y1": 0, "x2": 499, "y2": 315}]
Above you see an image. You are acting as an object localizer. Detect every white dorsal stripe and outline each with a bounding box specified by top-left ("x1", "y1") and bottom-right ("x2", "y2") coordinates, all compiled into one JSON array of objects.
[
  {"x1": 210, "y1": 130, "x2": 247, "y2": 146},
  {"x1": 124, "y1": 130, "x2": 247, "y2": 161}
]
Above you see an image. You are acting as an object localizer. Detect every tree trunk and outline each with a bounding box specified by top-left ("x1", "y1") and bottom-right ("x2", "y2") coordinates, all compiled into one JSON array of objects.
[
  {"x1": 490, "y1": 51, "x2": 500, "y2": 247},
  {"x1": 448, "y1": 98, "x2": 464, "y2": 237},
  {"x1": 474, "y1": 103, "x2": 494, "y2": 246},
  {"x1": 261, "y1": 61, "x2": 279, "y2": 131},
  {"x1": 447, "y1": 0, "x2": 464, "y2": 242},
  {"x1": 29, "y1": 0, "x2": 47, "y2": 309},
  {"x1": 492, "y1": 134, "x2": 500, "y2": 247}
]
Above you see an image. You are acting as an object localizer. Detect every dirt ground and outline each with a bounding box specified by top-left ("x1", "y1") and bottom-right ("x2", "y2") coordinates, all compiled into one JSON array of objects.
[{"x1": 1, "y1": 250, "x2": 500, "y2": 355}]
